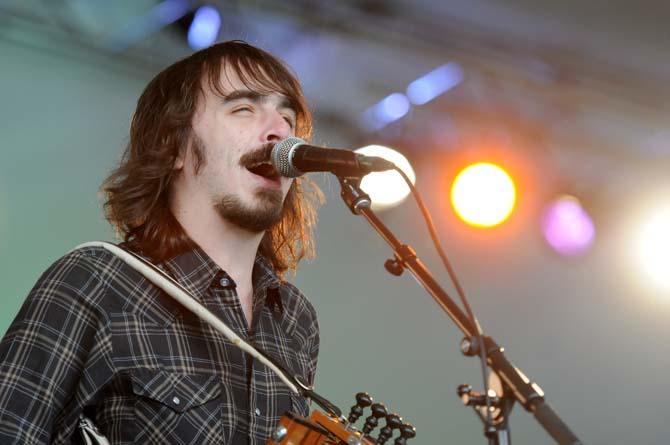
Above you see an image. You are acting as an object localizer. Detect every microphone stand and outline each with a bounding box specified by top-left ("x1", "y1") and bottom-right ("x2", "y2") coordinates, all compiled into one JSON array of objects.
[{"x1": 336, "y1": 176, "x2": 583, "y2": 445}]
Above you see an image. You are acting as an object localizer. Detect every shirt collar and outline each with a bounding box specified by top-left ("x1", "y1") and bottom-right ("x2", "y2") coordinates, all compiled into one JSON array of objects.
[
  {"x1": 161, "y1": 246, "x2": 281, "y2": 300},
  {"x1": 252, "y1": 254, "x2": 281, "y2": 290}
]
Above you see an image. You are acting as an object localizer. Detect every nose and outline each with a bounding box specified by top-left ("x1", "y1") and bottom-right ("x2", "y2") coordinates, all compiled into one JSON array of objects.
[{"x1": 261, "y1": 109, "x2": 292, "y2": 143}]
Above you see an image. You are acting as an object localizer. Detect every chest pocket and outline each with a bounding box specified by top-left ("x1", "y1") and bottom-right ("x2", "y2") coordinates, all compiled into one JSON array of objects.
[{"x1": 131, "y1": 369, "x2": 234, "y2": 443}]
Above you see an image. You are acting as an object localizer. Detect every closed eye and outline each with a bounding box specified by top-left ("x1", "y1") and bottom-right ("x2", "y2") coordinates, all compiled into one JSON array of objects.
[{"x1": 283, "y1": 116, "x2": 296, "y2": 129}]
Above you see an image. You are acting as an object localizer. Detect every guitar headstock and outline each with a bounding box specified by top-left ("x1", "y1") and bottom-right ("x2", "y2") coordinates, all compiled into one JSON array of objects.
[{"x1": 268, "y1": 393, "x2": 415, "y2": 445}]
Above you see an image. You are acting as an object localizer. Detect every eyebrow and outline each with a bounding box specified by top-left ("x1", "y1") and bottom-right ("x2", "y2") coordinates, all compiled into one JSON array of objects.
[{"x1": 223, "y1": 90, "x2": 296, "y2": 114}]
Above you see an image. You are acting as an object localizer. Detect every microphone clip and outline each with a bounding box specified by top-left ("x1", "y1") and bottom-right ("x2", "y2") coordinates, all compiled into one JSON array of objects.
[{"x1": 338, "y1": 176, "x2": 371, "y2": 215}]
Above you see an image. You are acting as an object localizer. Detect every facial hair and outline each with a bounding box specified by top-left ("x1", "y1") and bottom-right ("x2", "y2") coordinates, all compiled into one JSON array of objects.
[
  {"x1": 192, "y1": 136, "x2": 285, "y2": 233},
  {"x1": 214, "y1": 190, "x2": 284, "y2": 233}
]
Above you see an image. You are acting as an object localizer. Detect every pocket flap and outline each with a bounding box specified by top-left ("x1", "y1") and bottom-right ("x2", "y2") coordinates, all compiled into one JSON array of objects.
[{"x1": 131, "y1": 369, "x2": 222, "y2": 413}]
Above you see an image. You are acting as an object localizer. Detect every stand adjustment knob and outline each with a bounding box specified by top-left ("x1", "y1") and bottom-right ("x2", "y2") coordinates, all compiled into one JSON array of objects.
[
  {"x1": 460, "y1": 336, "x2": 481, "y2": 356},
  {"x1": 458, "y1": 383, "x2": 500, "y2": 407},
  {"x1": 457, "y1": 384, "x2": 473, "y2": 401},
  {"x1": 384, "y1": 259, "x2": 404, "y2": 276}
]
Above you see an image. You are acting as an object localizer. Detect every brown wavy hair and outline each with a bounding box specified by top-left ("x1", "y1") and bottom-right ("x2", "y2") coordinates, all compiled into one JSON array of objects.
[{"x1": 102, "y1": 41, "x2": 322, "y2": 277}]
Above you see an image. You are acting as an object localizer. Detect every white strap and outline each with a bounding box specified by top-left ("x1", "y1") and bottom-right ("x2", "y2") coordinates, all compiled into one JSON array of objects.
[
  {"x1": 73, "y1": 241, "x2": 299, "y2": 395},
  {"x1": 78, "y1": 415, "x2": 110, "y2": 445}
]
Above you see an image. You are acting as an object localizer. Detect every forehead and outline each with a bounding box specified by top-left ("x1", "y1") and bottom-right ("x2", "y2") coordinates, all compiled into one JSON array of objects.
[
  {"x1": 205, "y1": 62, "x2": 290, "y2": 101},
  {"x1": 195, "y1": 56, "x2": 310, "y2": 137},
  {"x1": 215, "y1": 64, "x2": 251, "y2": 92}
]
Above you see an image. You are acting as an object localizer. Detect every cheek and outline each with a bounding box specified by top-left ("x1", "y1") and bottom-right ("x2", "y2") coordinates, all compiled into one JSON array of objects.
[
  {"x1": 198, "y1": 151, "x2": 235, "y2": 192},
  {"x1": 203, "y1": 144, "x2": 235, "y2": 174}
]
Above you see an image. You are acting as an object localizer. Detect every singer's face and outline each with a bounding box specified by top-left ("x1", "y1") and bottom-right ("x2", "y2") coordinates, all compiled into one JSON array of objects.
[{"x1": 176, "y1": 66, "x2": 296, "y2": 232}]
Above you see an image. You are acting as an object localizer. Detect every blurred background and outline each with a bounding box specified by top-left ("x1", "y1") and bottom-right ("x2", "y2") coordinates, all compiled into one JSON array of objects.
[{"x1": 1, "y1": 0, "x2": 669, "y2": 443}]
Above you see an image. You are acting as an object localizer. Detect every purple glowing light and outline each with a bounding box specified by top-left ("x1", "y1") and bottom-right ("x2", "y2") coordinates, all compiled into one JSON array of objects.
[{"x1": 542, "y1": 197, "x2": 595, "y2": 256}]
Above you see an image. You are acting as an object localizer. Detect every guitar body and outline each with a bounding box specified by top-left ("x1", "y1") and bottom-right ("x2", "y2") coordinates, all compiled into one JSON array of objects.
[{"x1": 268, "y1": 410, "x2": 373, "y2": 445}]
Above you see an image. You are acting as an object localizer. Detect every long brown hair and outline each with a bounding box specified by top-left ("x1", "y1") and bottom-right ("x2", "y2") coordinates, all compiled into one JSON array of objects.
[{"x1": 102, "y1": 41, "x2": 322, "y2": 277}]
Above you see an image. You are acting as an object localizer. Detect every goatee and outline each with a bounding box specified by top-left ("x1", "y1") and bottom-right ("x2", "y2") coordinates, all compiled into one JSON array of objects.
[{"x1": 214, "y1": 189, "x2": 284, "y2": 233}]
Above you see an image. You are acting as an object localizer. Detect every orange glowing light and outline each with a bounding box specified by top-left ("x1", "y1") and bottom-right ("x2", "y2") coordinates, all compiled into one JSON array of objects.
[{"x1": 451, "y1": 162, "x2": 516, "y2": 228}]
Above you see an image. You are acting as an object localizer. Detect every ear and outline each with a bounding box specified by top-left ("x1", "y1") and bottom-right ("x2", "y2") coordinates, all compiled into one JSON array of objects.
[{"x1": 173, "y1": 147, "x2": 185, "y2": 170}]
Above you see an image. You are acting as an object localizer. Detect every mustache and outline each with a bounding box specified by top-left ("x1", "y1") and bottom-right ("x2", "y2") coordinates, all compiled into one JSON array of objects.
[{"x1": 239, "y1": 143, "x2": 274, "y2": 167}]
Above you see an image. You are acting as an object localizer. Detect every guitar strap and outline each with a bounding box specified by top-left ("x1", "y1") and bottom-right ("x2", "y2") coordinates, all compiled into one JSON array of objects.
[{"x1": 77, "y1": 415, "x2": 110, "y2": 445}]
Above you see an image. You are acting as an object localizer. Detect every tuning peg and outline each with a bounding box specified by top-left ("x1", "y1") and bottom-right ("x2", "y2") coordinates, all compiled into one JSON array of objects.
[
  {"x1": 376, "y1": 413, "x2": 403, "y2": 444},
  {"x1": 393, "y1": 423, "x2": 416, "y2": 444},
  {"x1": 362, "y1": 402, "x2": 387, "y2": 435},
  {"x1": 348, "y1": 392, "x2": 373, "y2": 424}
]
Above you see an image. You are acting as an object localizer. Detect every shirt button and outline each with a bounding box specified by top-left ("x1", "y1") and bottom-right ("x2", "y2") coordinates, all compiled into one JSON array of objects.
[
  {"x1": 254, "y1": 407, "x2": 261, "y2": 416},
  {"x1": 220, "y1": 278, "x2": 231, "y2": 287},
  {"x1": 172, "y1": 396, "x2": 181, "y2": 405}
]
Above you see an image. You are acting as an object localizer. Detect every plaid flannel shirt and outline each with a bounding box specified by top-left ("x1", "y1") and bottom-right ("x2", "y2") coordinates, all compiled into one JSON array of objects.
[{"x1": 0, "y1": 244, "x2": 319, "y2": 444}]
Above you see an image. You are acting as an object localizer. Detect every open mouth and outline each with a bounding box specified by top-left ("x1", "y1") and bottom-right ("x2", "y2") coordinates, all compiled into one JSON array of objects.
[{"x1": 245, "y1": 160, "x2": 280, "y2": 181}]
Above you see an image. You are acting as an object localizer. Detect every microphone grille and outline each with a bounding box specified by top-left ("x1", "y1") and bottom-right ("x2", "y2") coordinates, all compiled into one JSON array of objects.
[{"x1": 271, "y1": 137, "x2": 306, "y2": 178}]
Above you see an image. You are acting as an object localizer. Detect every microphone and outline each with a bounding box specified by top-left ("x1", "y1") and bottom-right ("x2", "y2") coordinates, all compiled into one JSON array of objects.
[{"x1": 271, "y1": 137, "x2": 395, "y2": 178}]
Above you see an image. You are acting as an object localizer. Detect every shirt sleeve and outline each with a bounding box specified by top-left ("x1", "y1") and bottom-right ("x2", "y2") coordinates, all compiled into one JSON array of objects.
[
  {"x1": 304, "y1": 302, "x2": 320, "y2": 388},
  {"x1": 0, "y1": 250, "x2": 114, "y2": 444}
]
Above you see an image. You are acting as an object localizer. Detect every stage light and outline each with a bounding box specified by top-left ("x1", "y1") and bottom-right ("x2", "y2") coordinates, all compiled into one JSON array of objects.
[
  {"x1": 635, "y1": 207, "x2": 670, "y2": 293},
  {"x1": 355, "y1": 145, "x2": 416, "y2": 210},
  {"x1": 406, "y1": 62, "x2": 463, "y2": 105},
  {"x1": 451, "y1": 162, "x2": 516, "y2": 228},
  {"x1": 380, "y1": 93, "x2": 411, "y2": 121},
  {"x1": 187, "y1": 5, "x2": 221, "y2": 50},
  {"x1": 541, "y1": 196, "x2": 595, "y2": 256},
  {"x1": 361, "y1": 61, "x2": 462, "y2": 132},
  {"x1": 362, "y1": 93, "x2": 410, "y2": 131}
]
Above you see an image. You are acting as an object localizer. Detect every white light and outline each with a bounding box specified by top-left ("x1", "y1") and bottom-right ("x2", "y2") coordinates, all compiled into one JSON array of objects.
[
  {"x1": 636, "y1": 207, "x2": 670, "y2": 294},
  {"x1": 355, "y1": 145, "x2": 416, "y2": 210}
]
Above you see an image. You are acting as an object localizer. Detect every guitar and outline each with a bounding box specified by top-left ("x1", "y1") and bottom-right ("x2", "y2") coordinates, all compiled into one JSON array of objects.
[{"x1": 267, "y1": 393, "x2": 415, "y2": 445}]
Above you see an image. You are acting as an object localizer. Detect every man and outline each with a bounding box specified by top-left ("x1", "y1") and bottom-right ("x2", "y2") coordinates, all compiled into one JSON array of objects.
[{"x1": 0, "y1": 41, "x2": 321, "y2": 444}]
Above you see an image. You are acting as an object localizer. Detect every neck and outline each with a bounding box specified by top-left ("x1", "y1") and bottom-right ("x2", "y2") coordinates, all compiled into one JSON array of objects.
[{"x1": 170, "y1": 198, "x2": 263, "y2": 291}]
